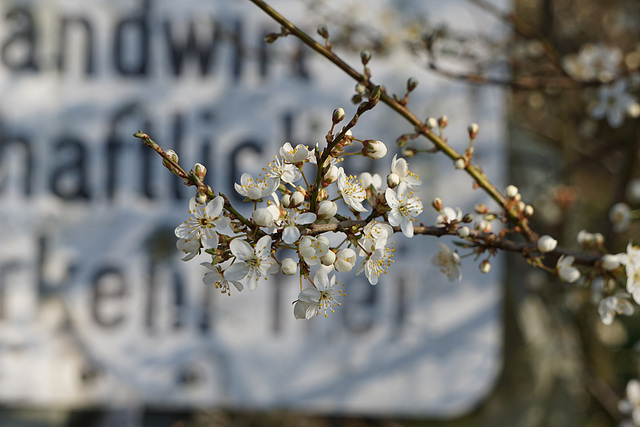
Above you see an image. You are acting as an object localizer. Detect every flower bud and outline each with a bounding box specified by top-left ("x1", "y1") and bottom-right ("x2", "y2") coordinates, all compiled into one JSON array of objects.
[
  {"x1": 524, "y1": 205, "x2": 534, "y2": 217},
  {"x1": 321, "y1": 251, "x2": 336, "y2": 266},
  {"x1": 195, "y1": 191, "x2": 207, "y2": 204},
  {"x1": 253, "y1": 207, "x2": 274, "y2": 227},
  {"x1": 462, "y1": 213, "x2": 474, "y2": 223},
  {"x1": 468, "y1": 123, "x2": 479, "y2": 139},
  {"x1": 396, "y1": 134, "x2": 408, "y2": 148},
  {"x1": 332, "y1": 108, "x2": 345, "y2": 123},
  {"x1": 387, "y1": 172, "x2": 400, "y2": 188},
  {"x1": 281, "y1": 194, "x2": 291, "y2": 208},
  {"x1": 193, "y1": 163, "x2": 207, "y2": 181},
  {"x1": 361, "y1": 140, "x2": 387, "y2": 159},
  {"x1": 505, "y1": 185, "x2": 519, "y2": 199},
  {"x1": 457, "y1": 226, "x2": 470, "y2": 238},
  {"x1": 281, "y1": 257, "x2": 298, "y2": 275},
  {"x1": 401, "y1": 147, "x2": 417, "y2": 158},
  {"x1": 407, "y1": 77, "x2": 418, "y2": 92},
  {"x1": 355, "y1": 82, "x2": 366, "y2": 94},
  {"x1": 537, "y1": 235, "x2": 557, "y2": 253},
  {"x1": 474, "y1": 203, "x2": 488, "y2": 214},
  {"x1": 290, "y1": 191, "x2": 304, "y2": 208},
  {"x1": 426, "y1": 117, "x2": 438, "y2": 129},
  {"x1": 601, "y1": 254, "x2": 622, "y2": 271},
  {"x1": 432, "y1": 197, "x2": 443, "y2": 211},
  {"x1": 324, "y1": 165, "x2": 339, "y2": 184},
  {"x1": 360, "y1": 50, "x2": 372, "y2": 65},
  {"x1": 516, "y1": 201, "x2": 526, "y2": 212},
  {"x1": 438, "y1": 115, "x2": 448, "y2": 128},
  {"x1": 335, "y1": 248, "x2": 357, "y2": 272},
  {"x1": 163, "y1": 149, "x2": 179, "y2": 168},
  {"x1": 317, "y1": 200, "x2": 337, "y2": 219},
  {"x1": 454, "y1": 158, "x2": 465, "y2": 169},
  {"x1": 479, "y1": 260, "x2": 491, "y2": 273}
]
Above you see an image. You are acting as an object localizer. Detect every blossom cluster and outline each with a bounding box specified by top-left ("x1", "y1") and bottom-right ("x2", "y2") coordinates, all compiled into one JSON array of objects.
[{"x1": 172, "y1": 116, "x2": 425, "y2": 320}]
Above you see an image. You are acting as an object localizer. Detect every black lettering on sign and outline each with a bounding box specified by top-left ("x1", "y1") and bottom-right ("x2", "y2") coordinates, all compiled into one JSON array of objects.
[
  {"x1": 57, "y1": 16, "x2": 95, "y2": 76},
  {"x1": 91, "y1": 265, "x2": 127, "y2": 328},
  {"x1": 1, "y1": 7, "x2": 39, "y2": 72},
  {"x1": 163, "y1": 18, "x2": 221, "y2": 76},
  {"x1": 113, "y1": 0, "x2": 150, "y2": 77},
  {"x1": 0, "y1": 127, "x2": 33, "y2": 196},
  {"x1": 145, "y1": 260, "x2": 187, "y2": 334},
  {"x1": 50, "y1": 137, "x2": 91, "y2": 201}
]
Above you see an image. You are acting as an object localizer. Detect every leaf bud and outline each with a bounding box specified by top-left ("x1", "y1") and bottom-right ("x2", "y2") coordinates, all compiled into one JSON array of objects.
[
  {"x1": 407, "y1": 77, "x2": 418, "y2": 92},
  {"x1": 317, "y1": 24, "x2": 329, "y2": 39}
]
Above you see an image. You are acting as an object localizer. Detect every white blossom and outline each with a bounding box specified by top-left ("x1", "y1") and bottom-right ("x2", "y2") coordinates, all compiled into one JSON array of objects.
[
  {"x1": 621, "y1": 244, "x2": 640, "y2": 304},
  {"x1": 234, "y1": 173, "x2": 279, "y2": 200},
  {"x1": 590, "y1": 80, "x2": 637, "y2": 128},
  {"x1": 359, "y1": 172, "x2": 383, "y2": 193},
  {"x1": 358, "y1": 221, "x2": 393, "y2": 256},
  {"x1": 619, "y1": 379, "x2": 640, "y2": 426},
  {"x1": 562, "y1": 43, "x2": 622, "y2": 82},
  {"x1": 431, "y1": 243, "x2": 462, "y2": 281},
  {"x1": 557, "y1": 255, "x2": 580, "y2": 283},
  {"x1": 225, "y1": 236, "x2": 278, "y2": 291},
  {"x1": 175, "y1": 196, "x2": 230, "y2": 250},
  {"x1": 389, "y1": 154, "x2": 421, "y2": 194},
  {"x1": 385, "y1": 188, "x2": 423, "y2": 238},
  {"x1": 176, "y1": 237, "x2": 200, "y2": 261},
  {"x1": 202, "y1": 263, "x2": 244, "y2": 295},
  {"x1": 298, "y1": 236, "x2": 330, "y2": 266},
  {"x1": 356, "y1": 245, "x2": 395, "y2": 285},
  {"x1": 336, "y1": 168, "x2": 367, "y2": 212},
  {"x1": 267, "y1": 156, "x2": 302, "y2": 184},
  {"x1": 293, "y1": 269, "x2": 341, "y2": 319},
  {"x1": 436, "y1": 206, "x2": 463, "y2": 227},
  {"x1": 598, "y1": 294, "x2": 633, "y2": 325},
  {"x1": 609, "y1": 202, "x2": 632, "y2": 232},
  {"x1": 280, "y1": 142, "x2": 311, "y2": 164}
]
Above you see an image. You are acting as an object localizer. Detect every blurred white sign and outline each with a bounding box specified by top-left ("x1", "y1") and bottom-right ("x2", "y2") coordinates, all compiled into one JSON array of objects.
[{"x1": 0, "y1": 0, "x2": 506, "y2": 417}]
